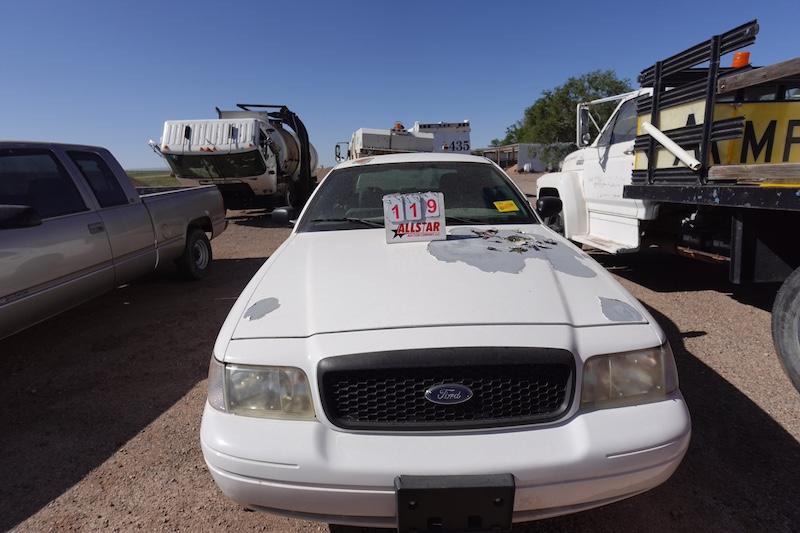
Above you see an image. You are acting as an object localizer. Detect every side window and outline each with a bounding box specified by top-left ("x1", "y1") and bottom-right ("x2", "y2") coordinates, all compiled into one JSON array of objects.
[
  {"x1": 0, "y1": 149, "x2": 87, "y2": 219},
  {"x1": 596, "y1": 117, "x2": 615, "y2": 147},
  {"x1": 610, "y1": 99, "x2": 638, "y2": 144},
  {"x1": 68, "y1": 151, "x2": 128, "y2": 208}
]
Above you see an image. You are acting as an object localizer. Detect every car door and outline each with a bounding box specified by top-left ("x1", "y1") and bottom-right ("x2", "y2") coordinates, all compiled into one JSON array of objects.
[
  {"x1": 64, "y1": 149, "x2": 156, "y2": 285},
  {"x1": 0, "y1": 147, "x2": 114, "y2": 339},
  {"x1": 579, "y1": 98, "x2": 642, "y2": 248}
]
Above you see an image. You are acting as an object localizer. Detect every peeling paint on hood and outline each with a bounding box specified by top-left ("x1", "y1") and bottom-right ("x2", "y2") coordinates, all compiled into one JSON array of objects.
[
  {"x1": 599, "y1": 297, "x2": 644, "y2": 322},
  {"x1": 427, "y1": 228, "x2": 597, "y2": 277},
  {"x1": 231, "y1": 225, "x2": 648, "y2": 339},
  {"x1": 243, "y1": 297, "x2": 280, "y2": 320}
]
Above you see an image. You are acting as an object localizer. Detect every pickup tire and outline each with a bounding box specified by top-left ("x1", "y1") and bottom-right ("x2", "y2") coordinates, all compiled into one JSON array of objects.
[
  {"x1": 176, "y1": 228, "x2": 212, "y2": 280},
  {"x1": 772, "y1": 266, "x2": 800, "y2": 392}
]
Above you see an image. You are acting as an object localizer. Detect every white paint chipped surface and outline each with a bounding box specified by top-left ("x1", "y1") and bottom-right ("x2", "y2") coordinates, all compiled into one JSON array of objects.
[{"x1": 229, "y1": 225, "x2": 649, "y2": 340}]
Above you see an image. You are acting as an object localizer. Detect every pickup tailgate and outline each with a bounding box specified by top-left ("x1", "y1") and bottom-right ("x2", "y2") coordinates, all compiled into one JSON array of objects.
[{"x1": 139, "y1": 185, "x2": 226, "y2": 250}]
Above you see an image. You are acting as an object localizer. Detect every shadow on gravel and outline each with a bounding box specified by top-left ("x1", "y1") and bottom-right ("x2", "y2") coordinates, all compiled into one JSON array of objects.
[
  {"x1": 592, "y1": 250, "x2": 779, "y2": 313},
  {"x1": 228, "y1": 210, "x2": 292, "y2": 229},
  {"x1": 0, "y1": 257, "x2": 265, "y2": 531}
]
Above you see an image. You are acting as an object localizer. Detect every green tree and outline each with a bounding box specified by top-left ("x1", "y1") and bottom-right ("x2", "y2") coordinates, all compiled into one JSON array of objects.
[{"x1": 501, "y1": 70, "x2": 632, "y2": 145}]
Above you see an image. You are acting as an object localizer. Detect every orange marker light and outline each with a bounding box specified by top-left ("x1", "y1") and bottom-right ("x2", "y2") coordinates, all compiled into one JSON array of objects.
[{"x1": 732, "y1": 51, "x2": 750, "y2": 68}]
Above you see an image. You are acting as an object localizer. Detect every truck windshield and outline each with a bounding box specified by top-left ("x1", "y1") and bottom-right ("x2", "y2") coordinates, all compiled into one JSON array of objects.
[
  {"x1": 298, "y1": 161, "x2": 537, "y2": 232},
  {"x1": 164, "y1": 150, "x2": 266, "y2": 179}
]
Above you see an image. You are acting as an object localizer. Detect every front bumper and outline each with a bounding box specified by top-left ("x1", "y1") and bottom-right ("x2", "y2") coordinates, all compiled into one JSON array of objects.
[{"x1": 201, "y1": 394, "x2": 690, "y2": 527}]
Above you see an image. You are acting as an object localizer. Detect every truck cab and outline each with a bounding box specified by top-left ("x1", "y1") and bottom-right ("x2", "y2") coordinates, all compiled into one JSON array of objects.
[
  {"x1": 538, "y1": 90, "x2": 656, "y2": 253},
  {"x1": 538, "y1": 19, "x2": 800, "y2": 393}
]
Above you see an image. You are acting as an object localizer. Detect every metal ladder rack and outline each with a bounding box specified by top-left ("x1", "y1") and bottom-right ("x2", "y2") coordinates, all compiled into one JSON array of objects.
[{"x1": 632, "y1": 20, "x2": 759, "y2": 185}]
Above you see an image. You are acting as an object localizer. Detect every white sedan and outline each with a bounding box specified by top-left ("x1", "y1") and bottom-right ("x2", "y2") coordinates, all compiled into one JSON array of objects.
[{"x1": 201, "y1": 153, "x2": 690, "y2": 532}]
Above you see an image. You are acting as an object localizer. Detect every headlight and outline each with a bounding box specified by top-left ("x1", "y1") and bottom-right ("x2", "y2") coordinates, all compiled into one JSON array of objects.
[
  {"x1": 581, "y1": 343, "x2": 678, "y2": 408},
  {"x1": 206, "y1": 358, "x2": 315, "y2": 420},
  {"x1": 207, "y1": 357, "x2": 226, "y2": 411}
]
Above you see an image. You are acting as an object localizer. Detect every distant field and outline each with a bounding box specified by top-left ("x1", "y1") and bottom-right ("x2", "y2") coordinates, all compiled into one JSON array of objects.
[
  {"x1": 128, "y1": 167, "x2": 330, "y2": 189},
  {"x1": 126, "y1": 169, "x2": 180, "y2": 187}
]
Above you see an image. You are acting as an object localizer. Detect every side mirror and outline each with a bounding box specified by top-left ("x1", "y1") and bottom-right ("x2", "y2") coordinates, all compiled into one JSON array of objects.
[
  {"x1": 536, "y1": 197, "x2": 562, "y2": 220},
  {"x1": 578, "y1": 107, "x2": 592, "y2": 147},
  {"x1": 271, "y1": 207, "x2": 296, "y2": 227},
  {"x1": 0, "y1": 205, "x2": 42, "y2": 229},
  {"x1": 335, "y1": 142, "x2": 349, "y2": 162}
]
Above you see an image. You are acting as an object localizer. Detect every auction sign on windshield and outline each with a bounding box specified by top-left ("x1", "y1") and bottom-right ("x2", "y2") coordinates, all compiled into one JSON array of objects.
[{"x1": 383, "y1": 192, "x2": 446, "y2": 243}]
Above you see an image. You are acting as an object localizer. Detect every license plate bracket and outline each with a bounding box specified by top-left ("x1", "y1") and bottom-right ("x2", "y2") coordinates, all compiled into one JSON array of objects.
[{"x1": 394, "y1": 474, "x2": 515, "y2": 532}]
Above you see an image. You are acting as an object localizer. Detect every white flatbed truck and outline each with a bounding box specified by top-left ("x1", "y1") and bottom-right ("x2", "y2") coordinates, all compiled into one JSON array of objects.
[{"x1": 537, "y1": 20, "x2": 800, "y2": 392}]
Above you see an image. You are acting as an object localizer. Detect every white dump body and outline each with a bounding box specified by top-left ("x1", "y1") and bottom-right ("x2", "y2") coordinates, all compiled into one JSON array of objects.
[
  {"x1": 350, "y1": 128, "x2": 434, "y2": 158},
  {"x1": 160, "y1": 118, "x2": 317, "y2": 180},
  {"x1": 160, "y1": 118, "x2": 260, "y2": 155}
]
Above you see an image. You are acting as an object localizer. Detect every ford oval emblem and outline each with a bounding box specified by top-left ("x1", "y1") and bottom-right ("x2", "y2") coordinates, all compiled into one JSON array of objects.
[{"x1": 425, "y1": 383, "x2": 473, "y2": 405}]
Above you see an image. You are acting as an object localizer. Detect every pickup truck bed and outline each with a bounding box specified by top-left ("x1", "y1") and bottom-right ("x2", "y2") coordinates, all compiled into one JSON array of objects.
[{"x1": 0, "y1": 141, "x2": 227, "y2": 340}]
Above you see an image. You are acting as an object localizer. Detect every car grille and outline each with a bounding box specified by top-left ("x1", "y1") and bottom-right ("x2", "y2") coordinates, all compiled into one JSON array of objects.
[{"x1": 318, "y1": 348, "x2": 575, "y2": 431}]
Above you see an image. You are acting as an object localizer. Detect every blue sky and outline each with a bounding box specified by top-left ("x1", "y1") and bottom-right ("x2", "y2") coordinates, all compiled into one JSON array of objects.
[{"x1": 1, "y1": 1, "x2": 797, "y2": 168}]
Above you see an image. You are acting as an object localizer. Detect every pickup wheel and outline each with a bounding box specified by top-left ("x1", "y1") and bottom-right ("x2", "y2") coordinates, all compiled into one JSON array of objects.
[
  {"x1": 176, "y1": 228, "x2": 212, "y2": 280},
  {"x1": 772, "y1": 266, "x2": 800, "y2": 393}
]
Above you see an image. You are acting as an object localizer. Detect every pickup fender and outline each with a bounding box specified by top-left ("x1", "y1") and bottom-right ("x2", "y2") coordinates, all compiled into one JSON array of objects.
[{"x1": 536, "y1": 171, "x2": 586, "y2": 239}]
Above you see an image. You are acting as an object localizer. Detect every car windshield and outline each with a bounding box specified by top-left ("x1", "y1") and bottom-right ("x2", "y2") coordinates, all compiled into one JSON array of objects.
[
  {"x1": 298, "y1": 161, "x2": 536, "y2": 232},
  {"x1": 164, "y1": 150, "x2": 266, "y2": 179}
]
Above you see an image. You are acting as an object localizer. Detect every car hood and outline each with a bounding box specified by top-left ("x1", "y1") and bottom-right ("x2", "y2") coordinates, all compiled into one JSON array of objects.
[{"x1": 230, "y1": 225, "x2": 648, "y2": 340}]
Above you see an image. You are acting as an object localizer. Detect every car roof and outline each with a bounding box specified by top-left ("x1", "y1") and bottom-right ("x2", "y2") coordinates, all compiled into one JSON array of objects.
[
  {"x1": 334, "y1": 152, "x2": 494, "y2": 170},
  {"x1": 0, "y1": 140, "x2": 108, "y2": 152}
]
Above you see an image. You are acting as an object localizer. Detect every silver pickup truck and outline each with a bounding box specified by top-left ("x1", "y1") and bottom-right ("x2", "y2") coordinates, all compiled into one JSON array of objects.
[{"x1": 0, "y1": 141, "x2": 227, "y2": 339}]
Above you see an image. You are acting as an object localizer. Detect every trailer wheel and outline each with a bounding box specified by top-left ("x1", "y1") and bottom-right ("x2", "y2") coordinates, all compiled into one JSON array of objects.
[
  {"x1": 176, "y1": 228, "x2": 212, "y2": 280},
  {"x1": 772, "y1": 266, "x2": 800, "y2": 392}
]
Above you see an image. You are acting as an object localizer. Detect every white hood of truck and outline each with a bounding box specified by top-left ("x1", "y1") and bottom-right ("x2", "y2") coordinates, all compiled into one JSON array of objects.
[{"x1": 229, "y1": 225, "x2": 648, "y2": 340}]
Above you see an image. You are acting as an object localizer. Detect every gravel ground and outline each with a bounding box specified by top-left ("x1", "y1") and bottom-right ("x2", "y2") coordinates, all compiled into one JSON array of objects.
[{"x1": 1, "y1": 200, "x2": 798, "y2": 532}]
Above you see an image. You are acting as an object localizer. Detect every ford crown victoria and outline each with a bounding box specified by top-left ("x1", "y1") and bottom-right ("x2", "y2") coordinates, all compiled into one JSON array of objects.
[{"x1": 200, "y1": 153, "x2": 690, "y2": 531}]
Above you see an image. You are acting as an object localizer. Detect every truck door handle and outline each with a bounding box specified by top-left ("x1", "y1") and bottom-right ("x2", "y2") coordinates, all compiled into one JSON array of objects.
[
  {"x1": 88, "y1": 222, "x2": 105, "y2": 234},
  {"x1": 576, "y1": 159, "x2": 584, "y2": 165},
  {"x1": 623, "y1": 148, "x2": 635, "y2": 155}
]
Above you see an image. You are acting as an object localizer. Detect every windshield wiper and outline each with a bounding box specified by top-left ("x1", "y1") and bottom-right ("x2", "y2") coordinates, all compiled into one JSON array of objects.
[
  {"x1": 310, "y1": 217, "x2": 384, "y2": 228},
  {"x1": 445, "y1": 216, "x2": 486, "y2": 225}
]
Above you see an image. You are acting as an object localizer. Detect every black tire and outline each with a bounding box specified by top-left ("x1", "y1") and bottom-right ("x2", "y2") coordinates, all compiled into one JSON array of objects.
[
  {"x1": 176, "y1": 228, "x2": 212, "y2": 280},
  {"x1": 771, "y1": 266, "x2": 800, "y2": 393}
]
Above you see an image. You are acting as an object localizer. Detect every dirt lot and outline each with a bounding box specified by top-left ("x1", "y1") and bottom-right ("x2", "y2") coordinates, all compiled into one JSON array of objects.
[{"x1": 2, "y1": 196, "x2": 799, "y2": 532}]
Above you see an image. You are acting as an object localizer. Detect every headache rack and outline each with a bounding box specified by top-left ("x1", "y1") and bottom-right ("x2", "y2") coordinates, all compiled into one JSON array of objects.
[{"x1": 624, "y1": 19, "x2": 800, "y2": 211}]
